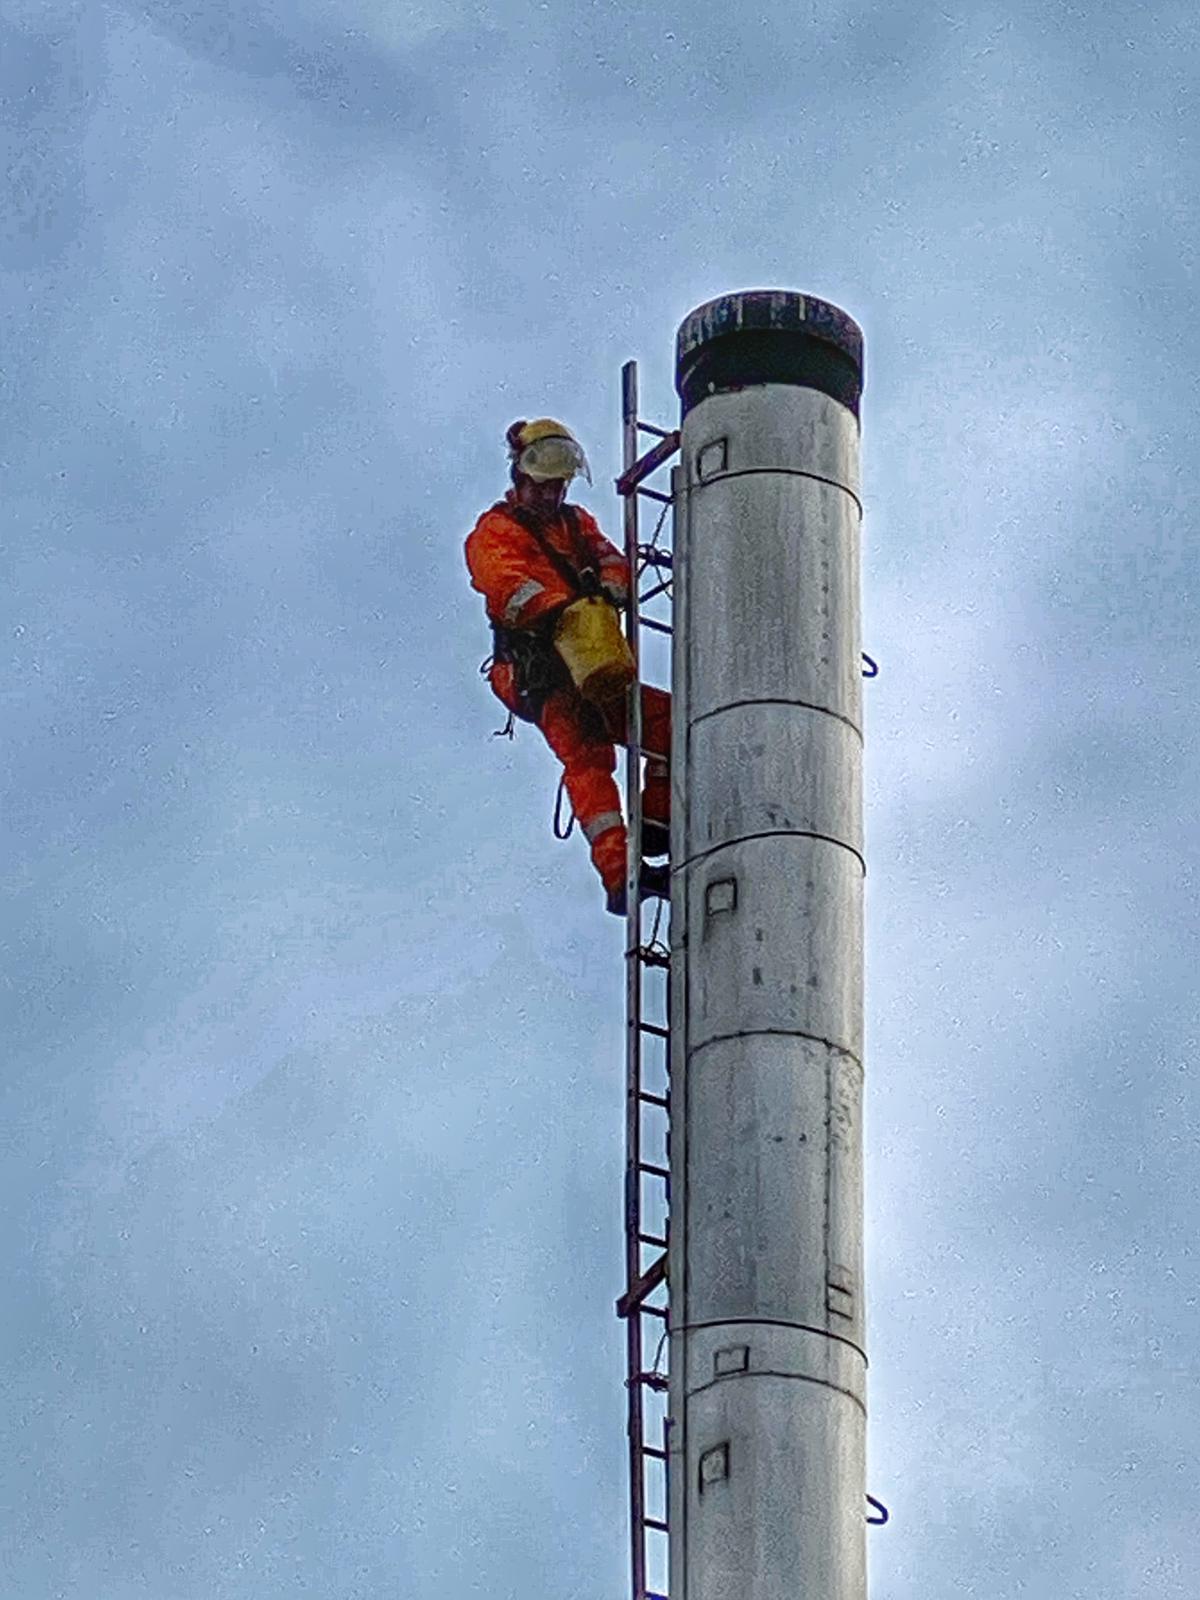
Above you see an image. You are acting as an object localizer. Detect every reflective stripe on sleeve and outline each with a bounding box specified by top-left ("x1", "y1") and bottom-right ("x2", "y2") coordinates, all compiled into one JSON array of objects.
[
  {"x1": 503, "y1": 578, "x2": 547, "y2": 626},
  {"x1": 582, "y1": 810, "x2": 624, "y2": 844}
]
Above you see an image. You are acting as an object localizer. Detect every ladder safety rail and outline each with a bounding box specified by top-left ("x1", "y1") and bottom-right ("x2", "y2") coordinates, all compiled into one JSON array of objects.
[{"x1": 618, "y1": 360, "x2": 679, "y2": 1600}]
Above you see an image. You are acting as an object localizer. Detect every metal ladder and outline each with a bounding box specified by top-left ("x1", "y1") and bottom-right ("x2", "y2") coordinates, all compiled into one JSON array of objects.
[{"x1": 615, "y1": 360, "x2": 680, "y2": 1600}]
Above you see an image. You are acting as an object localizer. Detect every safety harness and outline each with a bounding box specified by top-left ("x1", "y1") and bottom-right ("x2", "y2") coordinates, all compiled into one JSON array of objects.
[{"x1": 482, "y1": 501, "x2": 603, "y2": 726}]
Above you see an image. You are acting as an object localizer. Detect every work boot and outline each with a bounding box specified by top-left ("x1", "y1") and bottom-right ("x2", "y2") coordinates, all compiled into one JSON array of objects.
[
  {"x1": 641, "y1": 818, "x2": 670, "y2": 860},
  {"x1": 605, "y1": 884, "x2": 628, "y2": 917},
  {"x1": 604, "y1": 862, "x2": 672, "y2": 917}
]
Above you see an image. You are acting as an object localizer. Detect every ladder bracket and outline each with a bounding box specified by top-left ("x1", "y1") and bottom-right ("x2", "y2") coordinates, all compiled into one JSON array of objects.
[
  {"x1": 626, "y1": 1370, "x2": 670, "y2": 1395},
  {"x1": 616, "y1": 430, "x2": 681, "y2": 496},
  {"x1": 616, "y1": 1250, "x2": 669, "y2": 1320}
]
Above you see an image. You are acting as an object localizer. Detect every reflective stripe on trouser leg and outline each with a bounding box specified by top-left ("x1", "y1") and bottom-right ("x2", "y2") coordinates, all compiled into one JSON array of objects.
[{"x1": 583, "y1": 810, "x2": 624, "y2": 843}]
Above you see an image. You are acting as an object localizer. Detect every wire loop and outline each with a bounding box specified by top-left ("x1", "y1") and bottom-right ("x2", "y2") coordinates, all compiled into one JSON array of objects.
[{"x1": 553, "y1": 776, "x2": 576, "y2": 840}]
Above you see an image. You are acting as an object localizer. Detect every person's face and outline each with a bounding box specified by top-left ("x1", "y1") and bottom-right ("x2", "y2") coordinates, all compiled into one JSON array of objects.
[{"x1": 517, "y1": 474, "x2": 568, "y2": 513}]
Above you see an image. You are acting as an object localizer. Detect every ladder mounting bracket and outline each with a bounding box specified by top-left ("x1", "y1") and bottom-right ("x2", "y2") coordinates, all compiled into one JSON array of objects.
[
  {"x1": 616, "y1": 431, "x2": 681, "y2": 496},
  {"x1": 616, "y1": 1251, "x2": 669, "y2": 1320}
]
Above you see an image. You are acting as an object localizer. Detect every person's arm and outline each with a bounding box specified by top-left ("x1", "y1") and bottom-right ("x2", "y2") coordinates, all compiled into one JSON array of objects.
[
  {"x1": 465, "y1": 512, "x2": 576, "y2": 628},
  {"x1": 574, "y1": 507, "x2": 630, "y2": 605}
]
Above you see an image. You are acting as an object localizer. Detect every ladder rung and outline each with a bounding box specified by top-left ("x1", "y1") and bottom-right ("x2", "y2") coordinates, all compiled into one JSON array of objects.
[
  {"x1": 639, "y1": 1021, "x2": 669, "y2": 1039},
  {"x1": 642, "y1": 1304, "x2": 668, "y2": 1321},
  {"x1": 643, "y1": 1517, "x2": 669, "y2": 1533},
  {"x1": 637, "y1": 947, "x2": 670, "y2": 969},
  {"x1": 640, "y1": 616, "x2": 672, "y2": 636},
  {"x1": 637, "y1": 486, "x2": 673, "y2": 505},
  {"x1": 637, "y1": 420, "x2": 672, "y2": 440},
  {"x1": 641, "y1": 1444, "x2": 667, "y2": 1461},
  {"x1": 638, "y1": 1090, "x2": 668, "y2": 1109},
  {"x1": 638, "y1": 1231, "x2": 667, "y2": 1247},
  {"x1": 639, "y1": 1161, "x2": 669, "y2": 1179},
  {"x1": 639, "y1": 579, "x2": 671, "y2": 605}
]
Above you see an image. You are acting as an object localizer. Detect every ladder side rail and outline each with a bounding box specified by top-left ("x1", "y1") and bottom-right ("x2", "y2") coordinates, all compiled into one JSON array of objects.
[
  {"x1": 621, "y1": 358, "x2": 650, "y2": 1600},
  {"x1": 620, "y1": 362, "x2": 681, "y2": 1600}
]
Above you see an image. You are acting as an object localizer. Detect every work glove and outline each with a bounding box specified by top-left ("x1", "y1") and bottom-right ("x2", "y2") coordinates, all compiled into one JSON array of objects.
[{"x1": 579, "y1": 565, "x2": 627, "y2": 609}]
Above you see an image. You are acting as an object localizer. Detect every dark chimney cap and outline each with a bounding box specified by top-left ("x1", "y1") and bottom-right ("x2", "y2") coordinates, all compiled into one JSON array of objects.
[{"x1": 676, "y1": 290, "x2": 864, "y2": 421}]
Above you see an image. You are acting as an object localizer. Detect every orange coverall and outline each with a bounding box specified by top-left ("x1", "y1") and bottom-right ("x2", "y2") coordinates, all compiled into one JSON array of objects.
[{"x1": 465, "y1": 491, "x2": 670, "y2": 895}]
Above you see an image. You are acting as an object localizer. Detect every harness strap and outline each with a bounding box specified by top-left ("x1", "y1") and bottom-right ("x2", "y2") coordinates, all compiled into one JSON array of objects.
[
  {"x1": 501, "y1": 502, "x2": 595, "y2": 599},
  {"x1": 480, "y1": 501, "x2": 603, "y2": 733}
]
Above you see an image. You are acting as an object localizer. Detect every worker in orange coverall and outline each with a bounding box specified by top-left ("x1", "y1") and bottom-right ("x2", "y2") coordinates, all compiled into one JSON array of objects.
[{"x1": 465, "y1": 418, "x2": 670, "y2": 916}]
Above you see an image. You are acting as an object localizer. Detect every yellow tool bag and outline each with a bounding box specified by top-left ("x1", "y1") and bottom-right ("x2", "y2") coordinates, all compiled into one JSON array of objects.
[{"x1": 553, "y1": 596, "x2": 636, "y2": 706}]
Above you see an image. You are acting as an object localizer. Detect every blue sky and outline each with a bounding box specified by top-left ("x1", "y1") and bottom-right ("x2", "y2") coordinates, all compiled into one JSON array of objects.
[{"x1": 3, "y1": 2, "x2": 1199, "y2": 1596}]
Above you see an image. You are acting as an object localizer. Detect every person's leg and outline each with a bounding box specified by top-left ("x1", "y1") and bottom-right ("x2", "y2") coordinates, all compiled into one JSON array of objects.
[
  {"x1": 639, "y1": 684, "x2": 671, "y2": 762},
  {"x1": 639, "y1": 685, "x2": 671, "y2": 851},
  {"x1": 602, "y1": 685, "x2": 672, "y2": 855},
  {"x1": 539, "y1": 689, "x2": 626, "y2": 895}
]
